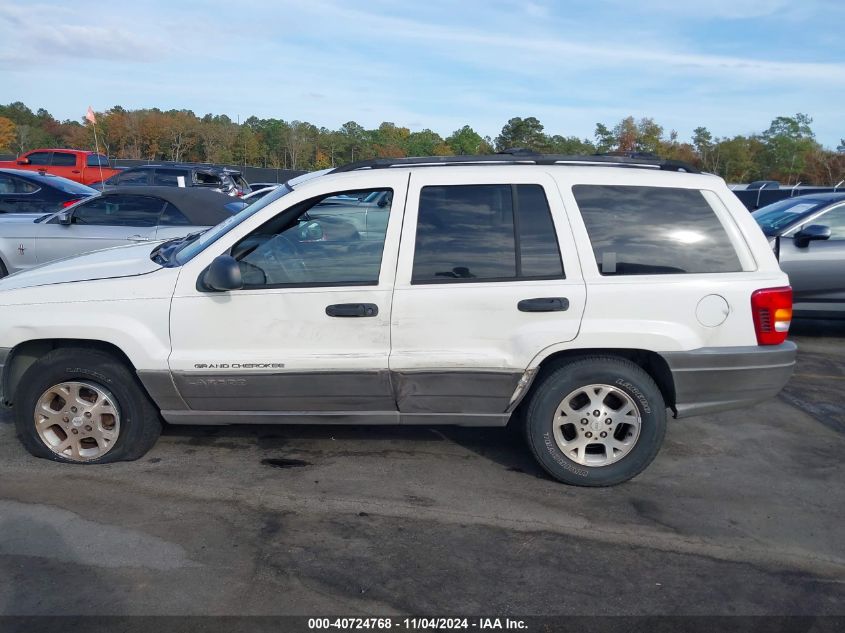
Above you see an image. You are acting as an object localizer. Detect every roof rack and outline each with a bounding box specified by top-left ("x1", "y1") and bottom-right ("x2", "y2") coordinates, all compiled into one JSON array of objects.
[{"x1": 330, "y1": 148, "x2": 700, "y2": 174}]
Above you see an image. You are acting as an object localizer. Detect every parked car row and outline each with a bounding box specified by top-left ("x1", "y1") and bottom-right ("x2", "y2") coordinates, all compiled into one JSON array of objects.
[
  {"x1": 0, "y1": 148, "x2": 253, "y2": 198},
  {"x1": 0, "y1": 184, "x2": 246, "y2": 277}
]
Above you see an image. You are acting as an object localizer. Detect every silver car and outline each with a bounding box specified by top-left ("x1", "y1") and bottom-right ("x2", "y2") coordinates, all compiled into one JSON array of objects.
[
  {"x1": 753, "y1": 193, "x2": 845, "y2": 318},
  {"x1": 0, "y1": 186, "x2": 246, "y2": 278}
]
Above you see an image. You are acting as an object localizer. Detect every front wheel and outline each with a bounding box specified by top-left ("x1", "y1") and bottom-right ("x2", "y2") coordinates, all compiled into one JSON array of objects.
[
  {"x1": 14, "y1": 348, "x2": 162, "y2": 463},
  {"x1": 524, "y1": 356, "x2": 667, "y2": 486}
]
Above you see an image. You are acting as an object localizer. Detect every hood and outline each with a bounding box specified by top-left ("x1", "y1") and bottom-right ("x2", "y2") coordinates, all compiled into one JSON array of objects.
[{"x1": 0, "y1": 242, "x2": 163, "y2": 291}]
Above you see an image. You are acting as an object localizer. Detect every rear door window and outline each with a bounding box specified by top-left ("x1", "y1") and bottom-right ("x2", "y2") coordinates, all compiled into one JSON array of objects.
[
  {"x1": 411, "y1": 184, "x2": 563, "y2": 283},
  {"x1": 14, "y1": 177, "x2": 39, "y2": 193},
  {"x1": 154, "y1": 169, "x2": 189, "y2": 186},
  {"x1": 117, "y1": 170, "x2": 151, "y2": 185},
  {"x1": 572, "y1": 185, "x2": 742, "y2": 275},
  {"x1": 0, "y1": 174, "x2": 38, "y2": 194},
  {"x1": 51, "y1": 152, "x2": 77, "y2": 166}
]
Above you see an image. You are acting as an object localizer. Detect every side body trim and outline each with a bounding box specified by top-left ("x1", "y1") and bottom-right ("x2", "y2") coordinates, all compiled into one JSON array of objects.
[
  {"x1": 170, "y1": 370, "x2": 395, "y2": 412},
  {"x1": 392, "y1": 370, "x2": 522, "y2": 413},
  {"x1": 160, "y1": 410, "x2": 510, "y2": 427}
]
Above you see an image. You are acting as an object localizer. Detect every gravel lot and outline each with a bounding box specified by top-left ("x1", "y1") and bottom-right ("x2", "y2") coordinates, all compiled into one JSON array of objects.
[{"x1": 0, "y1": 322, "x2": 843, "y2": 616}]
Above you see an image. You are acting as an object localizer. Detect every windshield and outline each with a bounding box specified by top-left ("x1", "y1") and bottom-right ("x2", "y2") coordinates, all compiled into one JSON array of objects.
[
  {"x1": 174, "y1": 182, "x2": 293, "y2": 264},
  {"x1": 752, "y1": 198, "x2": 827, "y2": 236}
]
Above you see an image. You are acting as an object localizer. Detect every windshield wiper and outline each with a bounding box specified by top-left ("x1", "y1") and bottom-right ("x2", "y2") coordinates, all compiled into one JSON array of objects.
[{"x1": 151, "y1": 231, "x2": 206, "y2": 266}]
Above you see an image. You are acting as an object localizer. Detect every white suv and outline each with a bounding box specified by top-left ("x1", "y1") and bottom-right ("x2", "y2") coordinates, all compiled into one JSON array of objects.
[{"x1": 0, "y1": 153, "x2": 797, "y2": 486}]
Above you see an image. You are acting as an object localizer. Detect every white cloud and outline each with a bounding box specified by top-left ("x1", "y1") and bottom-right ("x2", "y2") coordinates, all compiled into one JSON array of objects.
[{"x1": 0, "y1": 2, "x2": 172, "y2": 65}]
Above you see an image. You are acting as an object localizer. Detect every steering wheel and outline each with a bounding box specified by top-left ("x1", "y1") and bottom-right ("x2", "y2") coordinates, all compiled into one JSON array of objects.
[{"x1": 262, "y1": 233, "x2": 309, "y2": 283}]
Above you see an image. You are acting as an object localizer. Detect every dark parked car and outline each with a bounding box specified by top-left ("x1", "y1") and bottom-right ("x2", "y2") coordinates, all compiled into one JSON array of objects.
[
  {"x1": 0, "y1": 168, "x2": 96, "y2": 214},
  {"x1": 753, "y1": 193, "x2": 845, "y2": 318},
  {"x1": 93, "y1": 164, "x2": 252, "y2": 197}
]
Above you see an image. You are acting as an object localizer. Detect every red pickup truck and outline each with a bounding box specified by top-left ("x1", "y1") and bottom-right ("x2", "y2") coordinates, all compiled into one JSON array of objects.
[{"x1": 0, "y1": 149, "x2": 122, "y2": 186}]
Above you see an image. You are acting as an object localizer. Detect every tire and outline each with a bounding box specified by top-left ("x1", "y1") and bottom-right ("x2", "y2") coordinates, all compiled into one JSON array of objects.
[
  {"x1": 14, "y1": 348, "x2": 162, "y2": 464},
  {"x1": 524, "y1": 356, "x2": 666, "y2": 487},
  {"x1": 0, "y1": 259, "x2": 7, "y2": 279}
]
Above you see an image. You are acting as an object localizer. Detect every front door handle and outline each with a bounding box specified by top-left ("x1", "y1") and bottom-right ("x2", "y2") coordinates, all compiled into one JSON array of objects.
[
  {"x1": 127, "y1": 234, "x2": 151, "y2": 242},
  {"x1": 518, "y1": 297, "x2": 569, "y2": 312},
  {"x1": 326, "y1": 303, "x2": 379, "y2": 317}
]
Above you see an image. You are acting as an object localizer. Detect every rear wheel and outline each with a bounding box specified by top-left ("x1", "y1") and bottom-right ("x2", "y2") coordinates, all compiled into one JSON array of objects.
[
  {"x1": 14, "y1": 348, "x2": 162, "y2": 463},
  {"x1": 524, "y1": 356, "x2": 666, "y2": 486},
  {"x1": 0, "y1": 259, "x2": 7, "y2": 279}
]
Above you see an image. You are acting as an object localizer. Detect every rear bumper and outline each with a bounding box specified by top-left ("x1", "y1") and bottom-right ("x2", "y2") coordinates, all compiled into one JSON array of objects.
[{"x1": 661, "y1": 342, "x2": 797, "y2": 418}]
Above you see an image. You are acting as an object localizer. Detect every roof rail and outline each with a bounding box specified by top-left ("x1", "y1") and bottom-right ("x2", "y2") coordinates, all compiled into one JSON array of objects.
[{"x1": 330, "y1": 149, "x2": 700, "y2": 174}]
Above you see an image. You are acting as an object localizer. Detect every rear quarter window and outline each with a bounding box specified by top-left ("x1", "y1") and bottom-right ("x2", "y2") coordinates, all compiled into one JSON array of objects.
[
  {"x1": 572, "y1": 185, "x2": 742, "y2": 275},
  {"x1": 86, "y1": 154, "x2": 110, "y2": 167},
  {"x1": 195, "y1": 172, "x2": 223, "y2": 186}
]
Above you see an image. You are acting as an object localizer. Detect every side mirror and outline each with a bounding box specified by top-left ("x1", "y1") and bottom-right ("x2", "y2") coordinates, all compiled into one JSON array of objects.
[
  {"x1": 57, "y1": 211, "x2": 72, "y2": 226},
  {"x1": 200, "y1": 254, "x2": 243, "y2": 292},
  {"x1": 299, "y1": 221, "x2": 324, "y2": 241},
  {"x1": 794, "y1": 224, "x2": 831, "y2": 248},
  {"x1": 16, "y1": 157, "x2": 30, "y2": 165}
]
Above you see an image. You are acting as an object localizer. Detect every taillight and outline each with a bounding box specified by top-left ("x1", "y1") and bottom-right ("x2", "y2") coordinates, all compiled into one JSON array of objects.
[
  {"x1": 751, "y1": 287, "x2": 792, "y2": 345},
  {"x1": 61, "y1": 198, "x2": 81, "y2": 208}
]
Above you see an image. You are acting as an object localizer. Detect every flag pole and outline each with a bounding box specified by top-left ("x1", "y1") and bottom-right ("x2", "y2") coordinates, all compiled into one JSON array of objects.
[
  {"x1": 87, "y1": 106, "x2": 105, "y2": 190},
  {"x1": 91, "y1": 123, "x2": 105, "y2": 190}
]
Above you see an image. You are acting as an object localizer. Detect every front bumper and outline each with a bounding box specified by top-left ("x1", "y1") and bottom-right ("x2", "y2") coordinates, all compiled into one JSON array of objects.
[{"x1": 661, "y1": 342, "x2": 797, "y2": 418}]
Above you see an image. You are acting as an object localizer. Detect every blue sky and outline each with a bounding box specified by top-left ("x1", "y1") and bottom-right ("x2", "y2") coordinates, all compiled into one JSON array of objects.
[{"x1": 1, "y1": 0, "x2": 843, "y2": 147}]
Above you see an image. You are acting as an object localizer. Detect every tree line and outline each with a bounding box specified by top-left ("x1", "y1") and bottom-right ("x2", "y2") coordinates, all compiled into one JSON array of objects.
[{"x1": 0, "y1": 101, "x2": 843, "y2": 185}]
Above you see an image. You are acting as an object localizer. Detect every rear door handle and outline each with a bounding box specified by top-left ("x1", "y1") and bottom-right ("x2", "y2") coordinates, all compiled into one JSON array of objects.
[
  {"x1": 326, "y1": 303, "x2": 379, "y2": 317},
  {"x1": 518, "y1": 297, "x2": 569, "y2": 312}
]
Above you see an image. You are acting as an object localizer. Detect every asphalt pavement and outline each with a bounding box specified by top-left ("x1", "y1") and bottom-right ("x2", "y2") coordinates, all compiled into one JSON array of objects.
[{"x1": 0, "y1": 322, "x2": 843, "y2": 616}]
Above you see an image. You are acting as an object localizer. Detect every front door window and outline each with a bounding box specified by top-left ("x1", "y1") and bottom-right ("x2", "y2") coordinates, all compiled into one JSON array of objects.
[{"x1": 232, "y1": 188, "x2": 393, "y2": 288}]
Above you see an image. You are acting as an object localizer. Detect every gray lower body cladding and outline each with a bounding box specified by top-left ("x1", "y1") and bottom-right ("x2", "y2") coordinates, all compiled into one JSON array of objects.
[
  {"x1": 141, "y1": 369, "x2": 522, "y2": 427},
  {"x1": 661, "y1": 342, "x2": 797, "y2": 418},
  {"x1": 0, "y1": 343, "x2": 796, "y2": 425},
  {"x1": 146, "y1": 344, "x2": 796, "y2": 425}
]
